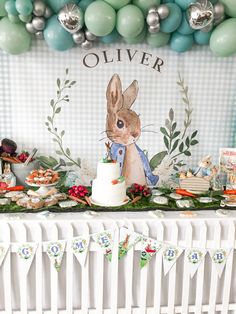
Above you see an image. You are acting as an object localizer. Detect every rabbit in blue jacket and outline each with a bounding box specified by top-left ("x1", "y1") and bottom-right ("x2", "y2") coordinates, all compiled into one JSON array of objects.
[{"x1": 106, "y1": 74, "x2": 159, "y2": 187}]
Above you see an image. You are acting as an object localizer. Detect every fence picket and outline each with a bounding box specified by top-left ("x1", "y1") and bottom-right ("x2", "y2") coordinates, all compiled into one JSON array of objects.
[
  {"x1": 34, "y1": 222, "x2": 43, "y2": 314},
  {"x1": 50, "y1": 223, "x2": 59, "y2": 313},
  {"x1": 96, "y1": 222, "x2": 104, "y2": 314},
  {"x1": 139, "y1": 222, "x2": 149, "y2": 314},
  {"x1": 66, "y1": 222, "x2": 74, "y2": 314},
  {"x1": 110, "y1": 223, "x2": 119, "y2": 313},
  {"x1": 181, "y1": 222, "x2": 193, "y2": 314},
  {"x1": 0, "y1": 222, "x2": 12, "y2": 314},
  {"x1": 153, "y1": 221, "x2": 164, "y2": 314},
  {"x1": 167, "y1": 222, "x2": 179, "y2": 314},
  {"x1": 81, "y1": 222, "x2": 90, "y2": 314},
  {"x1": 209, "y1": 221, "x2": 221, "y2": 314},
  {"x1": 221, "y1": 221, "x2": 235, "y2": 314}
]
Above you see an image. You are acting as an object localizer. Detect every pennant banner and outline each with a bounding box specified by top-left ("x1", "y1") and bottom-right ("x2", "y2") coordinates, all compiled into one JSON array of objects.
[
  {"x1": 92, "y1": 230, "x2": 114, "y2": 262},
  {"x1": 17, "y1": 243, "x2": 38, "y2": 276},
  {"x1": 162, "y1": 245, "x2": 183, "y2": 276},
  {"x1": 0, "y1": 244, "x2": 9, "y2": 267},
  {"x1": 71, "y1": 236, "x2": 90, "y2": 267},
  {"x1": 209, "y1": 248, "x2": 232, "y2": 278},
  {"x1": 140, "y1": 237, "x2": 162, "y2": 268},
  {"x1": 186, "y1": 248, "x2": 207, "y2": 278},
  {"x1": 119, "y1": 227, "x2": 141, "y2": 259},
  {"x1": 45, "y1": 241, "x2": 66, "y2": 272}
]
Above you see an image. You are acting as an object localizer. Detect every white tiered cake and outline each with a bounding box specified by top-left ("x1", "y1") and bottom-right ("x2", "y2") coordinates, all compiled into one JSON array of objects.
[{"x1": 91, "y1": 161, "x2": 127, "y2": 207}]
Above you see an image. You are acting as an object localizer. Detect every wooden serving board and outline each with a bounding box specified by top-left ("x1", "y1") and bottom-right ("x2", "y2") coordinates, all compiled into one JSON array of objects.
[{"x1": 180, "y1": 177, "x2": 210, "y2": 193}]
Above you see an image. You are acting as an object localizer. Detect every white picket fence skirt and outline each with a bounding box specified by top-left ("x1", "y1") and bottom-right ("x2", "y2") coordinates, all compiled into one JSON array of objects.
[{"x1": 0, "y1": 211, "x2": 235, "y2": 314}]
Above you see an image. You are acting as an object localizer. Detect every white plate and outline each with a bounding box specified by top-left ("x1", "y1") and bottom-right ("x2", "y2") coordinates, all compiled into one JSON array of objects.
[
  {"x1": 89, "y1": 197, "x2": 129, "y2": 207},
  {"x1": 26, "y1": 182, "x2": 58, "y2": 187}
]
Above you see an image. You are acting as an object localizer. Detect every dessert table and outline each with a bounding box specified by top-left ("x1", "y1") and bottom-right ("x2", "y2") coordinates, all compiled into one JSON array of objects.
[{"x1": 0, "y1": 210, "x2": 235, "y2": 314}]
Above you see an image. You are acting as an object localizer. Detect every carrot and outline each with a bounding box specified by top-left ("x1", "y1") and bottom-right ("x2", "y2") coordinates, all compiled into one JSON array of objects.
[
  {"x1": 84, "y1": 196, "x2": 92, "y2": 207},
  {"x1": 224, "y1": 190, "x2": 236, "y2": 195},
  {"x1": 176, "y1": 188, "x2": 196, "y2": 198},
  {"x1": 130, "y1": 195, "x2": 142, "y2": 204},
  {"x1": 0, "y1": 185, "x2": 25, "y2": 191},
  {"x1": 68, "y1": 195, "x2": 87, "y2": 205}
]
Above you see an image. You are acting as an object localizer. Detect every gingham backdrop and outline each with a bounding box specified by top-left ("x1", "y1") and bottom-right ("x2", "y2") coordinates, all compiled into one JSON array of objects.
[{"x1": 0, "y1": 40, "x2": 236, "y2": 170}]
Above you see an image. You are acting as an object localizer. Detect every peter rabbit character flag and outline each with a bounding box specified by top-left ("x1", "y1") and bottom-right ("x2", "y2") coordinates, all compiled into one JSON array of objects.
[
  {"x1": 140, "y1": 236, "x2": 162, "y2": 268},
  {"x1": 92, "y1": 229, "x2": 115, "y2": 262},
  {"x1": 0, "y1": 243, "x2": 9, "y2": 267},
  {"x1": 209, "y1": 248, "x2": 232, "y2": 278},
  {"x1": 162, "y1": 244, "x2": 183, "y2": 276},
  {"x1": 71, "y1": 236, "x2": 90, "y2": 267},
  {"x1": 16, "y1": 242, "x2": 38, "y2": 275},
  {"x1": 45, "y1": 240, "x2": 66, "y2": 272},
  {"x1": 186, "y1": 247, "x2": 207, "y2": 278},
  {"x1": 118, "y1": 227, "x2": 141, "y2": 259},
  {"x1": 106, "y1": 74, "x2": 159, "y2": 186}
]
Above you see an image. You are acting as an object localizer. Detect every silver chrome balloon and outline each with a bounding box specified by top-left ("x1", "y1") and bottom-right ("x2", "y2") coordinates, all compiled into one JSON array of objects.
[
  {"x1": 81, "y1": 40, "x2": 93, "y2": 50},
  {"x1": 32, "y1": 16, "x2": 46, "y2": 31},
  {"x1": 72, "y1": 31, "x2": 85, "y2": 45},
  {"x1": 146, "y1": 12, "x2": 159, "y2": 27},
  {"x1": 26, "y1": 22, "x2": 37, "y2": 34},
  {"x1": 58, "y1": 3, "x2": 84, "y2": 34},
  {"x1": 148, "y1": 6, "x2": 159, "y2": 14},
  {"x1": 148, "y1": 24, "x2": 160, "y2": 33},
  {"x1": 33, "y1": 0, "x2": 46, "y2": 17},
  {"x1": 187, "y1": 0, "x2": 214, "y2": 30},
  {"x1": 157, "y1": 4, "x2": 169, "y2": 20},
  {"x1": 85, "y1": 30, "x2": 97, "y2": 41},
  {"x1": 35, "y1": 31, "x2": 44, "y2": 40},
  {"x1": 44, "y1": 6, "x2": 53, "y2": 19},
  {"x1": 213, "y1": 3, "x2": 225, "y2": 25}
]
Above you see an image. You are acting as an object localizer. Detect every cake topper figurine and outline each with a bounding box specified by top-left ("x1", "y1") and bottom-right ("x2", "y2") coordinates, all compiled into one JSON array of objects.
[
  {"x1": 105, "y1": 74, "x2": 159, "y2": 187},
  {"x1": 105, "y1": 142, "x2": 112, "y2": 162}
]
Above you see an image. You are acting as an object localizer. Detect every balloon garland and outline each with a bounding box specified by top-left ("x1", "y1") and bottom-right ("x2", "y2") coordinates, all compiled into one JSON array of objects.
[{"x1": 0, "y1": 0, "x2": 235, "y2": 57}]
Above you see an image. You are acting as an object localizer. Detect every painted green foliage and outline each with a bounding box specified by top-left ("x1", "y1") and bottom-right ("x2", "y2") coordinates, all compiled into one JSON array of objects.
[{"x1": 150, "y1": 73, "x2": 199, "y2": 171}]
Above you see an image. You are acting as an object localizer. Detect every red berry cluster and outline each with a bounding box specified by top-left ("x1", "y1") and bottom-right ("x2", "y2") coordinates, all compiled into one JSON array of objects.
[
  {"x1": 17, "y1": 151, "x2": 32, "y2": 163},
  {"x1": 128, "y1": 183, "x2": 151, "y2": 197},
  {"x1": 68, "y1": 185, "x2": 89, "y2": 198}
]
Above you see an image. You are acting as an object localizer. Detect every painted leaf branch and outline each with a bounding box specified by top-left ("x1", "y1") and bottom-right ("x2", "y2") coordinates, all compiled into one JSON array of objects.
[
  {"x1": 45, "y1": 68, "x2": 81, "y2": 168},
  {"x1": 150, "y1": 73, "x2": 199, "y2": 171}
]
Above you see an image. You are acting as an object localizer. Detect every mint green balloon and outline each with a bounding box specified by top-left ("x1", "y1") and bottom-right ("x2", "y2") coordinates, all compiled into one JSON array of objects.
[
  {"x1": 85, "y1": 1, "x2": 116, "y2": 36},
  {"x1": 47, "y1": 0, "x2": 77, "y2": 13},
  {"x1": 210, "y1": 18, "x2": 236, "y2": 57},
  {"x1": 124, "y1": 26, "x2": 146, "y2": 44},
  {"x1": 104, "y1": 0, "x2": 131, "y2": 10},
  {"x1": 0, "y1": 17, "x2": 31, "y2": 54},
  {"x1": 8, "y1": 14, "x2": 20, "y2": 23},
  {"x1": 132, "y1": 0, "x2": 161, "y2": 15},
  {"x1": 219, "y1": 0, "x2": 236, "y2": 17},
  {"x1": 174, "y1": 0, "x2": 196, "y2": 10},
  {"x1": 117, "y1": 5, "x2": 144, "y2": 38},
  {"x1": 147, "y1": 31, "x2": 170, "y2": 47},
  {"x1": 0, "y1": 0, "x2": 7, "y2": 17}
]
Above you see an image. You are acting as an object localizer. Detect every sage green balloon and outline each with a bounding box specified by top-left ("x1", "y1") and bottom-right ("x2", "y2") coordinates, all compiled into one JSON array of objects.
[
  {"x1": 85, "y1": 1, "x2": 116, "y2": 36},
  {"x1": 104, "y1": 0, "x2": 131, "y2": 10},
  {"x1": 0, "y1": 0, "x2": 7, "y2": 17},
  {"x1": 117, "y1": 5, "x2": 144, "y2": 38},
  {"x1": 219, "y1": 0, "x2": 236, "y2": 17},
  {"x1": 133, "y1": 0, "x2": 161, "y2": 15},
  {"x1": 147, "y1": 31, "x2": 170, "y2": 47},
  {"x1": 0, "y1": 17, "x2": 31, "y2": 54},
  {"x1": 210, "y1": 18, "x2": 236, "y2": 57},
  {"x1": 124, "y1": 26, "x2": 146, "y2": 44}
]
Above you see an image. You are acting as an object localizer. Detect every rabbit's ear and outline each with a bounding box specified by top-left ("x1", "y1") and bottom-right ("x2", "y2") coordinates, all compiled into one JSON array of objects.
[
  {"x1": 123, "y1": 80, "x2": 138, "y2": 109},
  {"x1": 106, "y1": 74, "x2": 123, "y2": 112}
]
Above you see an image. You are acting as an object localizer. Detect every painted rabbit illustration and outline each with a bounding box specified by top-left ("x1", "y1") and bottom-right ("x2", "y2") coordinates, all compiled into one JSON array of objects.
[{"x1": 106, "y1": 74, "x2": 159, "y2": 187}]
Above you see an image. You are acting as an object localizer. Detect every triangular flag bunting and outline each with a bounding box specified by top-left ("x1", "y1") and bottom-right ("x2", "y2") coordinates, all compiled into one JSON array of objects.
[
  {"x1": 140, "y1": 236, "x2": 162, "y2": 268},
  {"x1": 92, "y1": 229, "x2": 114, "y2": 261},
  {"x1": 119, "y1": 227, "x2": 141, "y2": 259},
  {"x1": 17, "y1": 242, "x2": 38, "y2": 276},
  {"x1": 186, "y1": 247, "x2": 207, "y2": 278},
  {"x1": 162, "y1": 245, "x2": 183, "y2": 276},
  {"x1": 71, "y1": 236, "x2": 90, "y2": 267},
  {"x1": 209, "y1": 248, "x2": 232, "y2": 278},
  {"x1": 0, "y1": 243, "x2": 9, "y2": 267},
  {"x1": 45, "y1": 240, "x2": 66, "y2": 272}
]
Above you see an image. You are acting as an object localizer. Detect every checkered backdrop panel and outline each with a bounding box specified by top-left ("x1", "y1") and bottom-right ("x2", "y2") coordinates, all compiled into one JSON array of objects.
[{"x1": 0, "y1": 41, "x2": 236, "y2": 170}]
